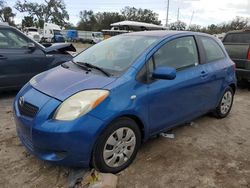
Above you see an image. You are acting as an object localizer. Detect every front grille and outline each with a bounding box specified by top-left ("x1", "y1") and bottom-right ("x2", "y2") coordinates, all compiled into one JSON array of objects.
[
  {"x1": 33, "y1": 35, "x2": 40, "y2": 39},
  {"x1": 18, "y1": 101, "x2": 39, "y2": 118}
]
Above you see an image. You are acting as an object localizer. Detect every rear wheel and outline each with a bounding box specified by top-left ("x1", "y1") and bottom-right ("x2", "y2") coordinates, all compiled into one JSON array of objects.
[
  {"x1": 214, "y1": 87, "x2": 234, "y2": 118},
  {"x1": 92, "y1": 117, "x2": 141, "y2": 173}
]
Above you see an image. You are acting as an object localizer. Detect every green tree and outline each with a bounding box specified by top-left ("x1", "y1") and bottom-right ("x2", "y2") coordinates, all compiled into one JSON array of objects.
[
  {"x1": 169, "y1": 21, "x2": 187, "y2": 31},
  {"x1": 64, "y1": 22, "x2": 76, "y2": 30},
  {"x1": 77, "y1": 11, "x2": 124, "y2": 31},
  {"x1": 207, "y1": 24, "x2": 218, "y2": 34},
  {"x1": 15, "y1": 0, "x2": 69, "y2": 28},
  {"x1": 0, "y1": 6, "x2": 16, "y2": 25},
  {"x1": 21, "y1": 16, "x2": 35, "y2": 28},
  {"x1": 229, "y1": 16, "x2": 248, "y2": 30},
  {"x1": 202, "y1": 17, "x2": 249, "y2": 34},
  {"x1": 77, "y1": 7, "x2": 161, "y2": 31},
  {"x1": 95, "y1": 12, "x2": 123, "y2": 30},
  {"x1": 77, "y1": 10, "x2": 97, "y2": 31},
  {"x1": 188, "y1": 24, "x2": 201, "y2": 32}
]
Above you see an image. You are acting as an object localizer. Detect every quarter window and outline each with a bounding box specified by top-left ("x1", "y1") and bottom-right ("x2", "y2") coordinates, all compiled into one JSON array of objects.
[
  {"x1": 200, "y1": 37, "x2": 225, "y2": 62},
  {"x1": 153, "y1": 36, "x2": 199, "y2": 70}
]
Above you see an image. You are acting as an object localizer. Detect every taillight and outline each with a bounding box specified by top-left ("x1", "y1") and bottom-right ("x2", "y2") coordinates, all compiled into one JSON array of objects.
[{"x1": 247, "y1": 48, "x2": 250, "y2": 60}]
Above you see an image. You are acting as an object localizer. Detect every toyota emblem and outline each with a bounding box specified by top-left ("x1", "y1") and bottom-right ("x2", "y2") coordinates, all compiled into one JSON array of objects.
[{"x1": 19, "y1": 96, "x2": 25, "y2": 107}]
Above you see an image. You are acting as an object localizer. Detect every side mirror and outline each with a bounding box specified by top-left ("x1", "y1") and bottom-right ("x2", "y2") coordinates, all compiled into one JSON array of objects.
[
  {"x1": 152, "y1": 67, "x2": 176, "y2": 80},
  {"x1": 27, "y1": 42, "x2": 36, "y2": 51}
]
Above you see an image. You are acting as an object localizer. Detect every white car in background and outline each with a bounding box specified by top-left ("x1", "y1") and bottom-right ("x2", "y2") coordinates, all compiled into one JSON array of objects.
[{"x1": 24, "y1": 27, "x2": 41, "y2": 42}]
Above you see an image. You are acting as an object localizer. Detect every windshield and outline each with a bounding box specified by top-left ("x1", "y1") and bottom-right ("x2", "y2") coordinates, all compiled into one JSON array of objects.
[
  {"x1": 73, "y1": 35, "x2": 158, "y2": 73},
  {"x1": 53, "y1": 30, "x2": 62, "y2": 35}
]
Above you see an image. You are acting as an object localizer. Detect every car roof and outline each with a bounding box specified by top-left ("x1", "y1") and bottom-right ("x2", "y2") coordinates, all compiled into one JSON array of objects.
[
  {"x1": 0, "y1": 24, "x2": 16, "y2": 29},
  {"x1": 226, "y1": 30, "x2": 250, "y2": 34},
  {"x1": 0, "y1": 24, "x2": 10, "y2": 29},
  {"x1": 123, "y1": 30, "x2": 209, "y2": 38}
]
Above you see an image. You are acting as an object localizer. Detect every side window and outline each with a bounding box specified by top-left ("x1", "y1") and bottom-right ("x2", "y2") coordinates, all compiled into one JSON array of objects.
[
  {"x1": 200, "y1": 37, "x2": 225, "y2": 62},
  {"x1": 0, "y1": 29, "x2": 29, "y2": 49},
  {"x1": 153, "y1": 36, "x2": 199, "y2": 70}
]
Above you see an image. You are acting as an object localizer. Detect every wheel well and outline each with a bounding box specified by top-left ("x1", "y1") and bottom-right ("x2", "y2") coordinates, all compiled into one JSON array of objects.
[
  {"x1": 229, "y1": 83, "x2": 236, "y2": 93},
  {"x1": 122, "y1": 115, "x2": 145, "y2": 141},
  {"x1": 90, "y1": 115, "x2": 145, "y2": 168}
]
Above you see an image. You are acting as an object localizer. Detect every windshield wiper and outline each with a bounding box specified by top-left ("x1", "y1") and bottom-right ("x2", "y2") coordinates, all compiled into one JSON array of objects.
[
  {"x1": 72, "y1": 61, "x2": 90, "y2": 71},
  {"x1": 80, "y1": 62, "x2": 111, "y2": 77}
]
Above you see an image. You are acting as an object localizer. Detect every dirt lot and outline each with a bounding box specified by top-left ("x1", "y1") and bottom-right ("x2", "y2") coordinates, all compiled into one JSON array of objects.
[
  {"x1": 0, "y1": 88, "x2": 250, "y2": 188},
  {"x1": 72, "y1": 43, "x2": 92, "y2": 53}
]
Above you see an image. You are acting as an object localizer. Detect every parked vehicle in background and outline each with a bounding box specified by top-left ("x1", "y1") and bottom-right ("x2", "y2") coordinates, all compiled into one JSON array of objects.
[
  {"x1": 102, "y1": 20, "x2": 167, "y2": 38},
  {"x1": 0, "y1": 24, "x2": 76, "y2": 91},
  {"x1": 77, "y1": 31, "x2": 104, "y2": 44},
  {"x1": 66, "y1": 30, "x2": 78, "y2": 42},
  {"x1": 62, "y1": 30, "x2": 104, "y2": 44},
  {"x1": 14, "y1": 31, "x2": 236, "y2": 173},
  {"x1": 42, "y1": 23, "x2": 65, "y2": 43},
  {"x1": 23, "y1": 27, "x2": 41, "y2": 42},
  {"x1": 223, "y1": 30, "x2": 250, "y2": 83},
  {"x1": 91, "y1": 32, "x2": 104, "y2": 43}
]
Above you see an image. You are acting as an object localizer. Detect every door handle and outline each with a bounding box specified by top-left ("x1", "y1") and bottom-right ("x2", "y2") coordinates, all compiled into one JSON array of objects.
[
  {"x1": 0, "y1": 55, "x2": 7, "y2": 60},
  {"x1": 200, "y1": 71, "x2": 208, "y2": 78}
]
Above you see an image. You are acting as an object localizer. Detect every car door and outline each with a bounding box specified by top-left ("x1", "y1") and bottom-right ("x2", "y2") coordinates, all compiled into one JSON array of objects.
[
  {"x1": 146, "y1": 36, "x2": 211, "y2": 134},
  {"x1": 0, "y1": 28, "x2": 49, "y2": 89},
  {"x1": 197, "y1": 36, "x2": 228, "y2": 109}
]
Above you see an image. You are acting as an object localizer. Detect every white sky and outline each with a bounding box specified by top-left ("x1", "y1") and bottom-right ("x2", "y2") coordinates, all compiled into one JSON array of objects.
[{"x1": 5, "y1": 0, "x2": 250, "y2": 27}]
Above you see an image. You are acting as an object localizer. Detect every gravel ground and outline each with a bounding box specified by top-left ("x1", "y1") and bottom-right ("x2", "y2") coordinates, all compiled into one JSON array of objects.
[{"x1": 0, "y1": 88, "x2": 250, "y2": 188}]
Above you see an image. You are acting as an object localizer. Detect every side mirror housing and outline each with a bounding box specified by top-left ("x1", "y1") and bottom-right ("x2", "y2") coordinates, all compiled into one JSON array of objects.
[
  {"x1": 152, "y1": 67, "x2": 176, "y2": 80},
  {"x1": 27, "y1": 42, "x2": 36, "y2": 51}
]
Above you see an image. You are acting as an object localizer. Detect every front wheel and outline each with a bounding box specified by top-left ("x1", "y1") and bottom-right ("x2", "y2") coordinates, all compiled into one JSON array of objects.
[
  {"x1": 92, "y1": 117, "x2": 141, "y2": 173},
  {"x1": 214, "y1": 87, "x2": 234, "y2": 118}
]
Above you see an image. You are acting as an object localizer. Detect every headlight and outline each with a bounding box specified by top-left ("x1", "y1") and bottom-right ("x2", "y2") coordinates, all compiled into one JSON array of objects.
[{"x1": 53, "y1": 90, "x2": 109, "y2": 121}]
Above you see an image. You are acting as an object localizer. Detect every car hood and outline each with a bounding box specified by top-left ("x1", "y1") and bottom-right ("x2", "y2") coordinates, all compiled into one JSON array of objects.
[
  {"x1": 44, "y1": 43, "x2": 76, "y2": 53},
  {"x1": 31, "y1": 66, "x2": 117, "y2": 101}
]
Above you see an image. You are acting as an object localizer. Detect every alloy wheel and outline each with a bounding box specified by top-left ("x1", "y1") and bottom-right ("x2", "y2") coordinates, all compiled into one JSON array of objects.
[{"x1": 220, "y1": 90, "x2": 233, "y2": 115}]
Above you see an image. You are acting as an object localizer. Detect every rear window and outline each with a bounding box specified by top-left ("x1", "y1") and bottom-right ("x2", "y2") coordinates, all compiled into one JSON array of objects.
[{"x1": 223, "y1": 33, "x2": 250, "y2": 43}]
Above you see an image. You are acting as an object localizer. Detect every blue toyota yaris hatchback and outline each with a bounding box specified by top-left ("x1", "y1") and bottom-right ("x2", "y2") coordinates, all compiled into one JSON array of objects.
[{"x1": 14, "y1": 31, "x2": 236, "y2": 173}]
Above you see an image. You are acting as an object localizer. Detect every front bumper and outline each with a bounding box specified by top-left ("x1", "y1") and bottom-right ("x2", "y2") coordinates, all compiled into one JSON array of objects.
[
  {"x1": 236, "y1": 68, "x2": 250, "y2": 81},
  {"x1": 14, "y1": 85, "x2": 105, "y2": 167}
]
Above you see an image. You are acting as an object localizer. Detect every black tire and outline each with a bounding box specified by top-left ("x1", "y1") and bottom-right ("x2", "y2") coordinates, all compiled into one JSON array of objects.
[
  {"x1": 92, "y1": 117, "x2": 141, "y2": 173},
  {"x1": 214, "y1": 87, "x2": 234, "y2": 118}
]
